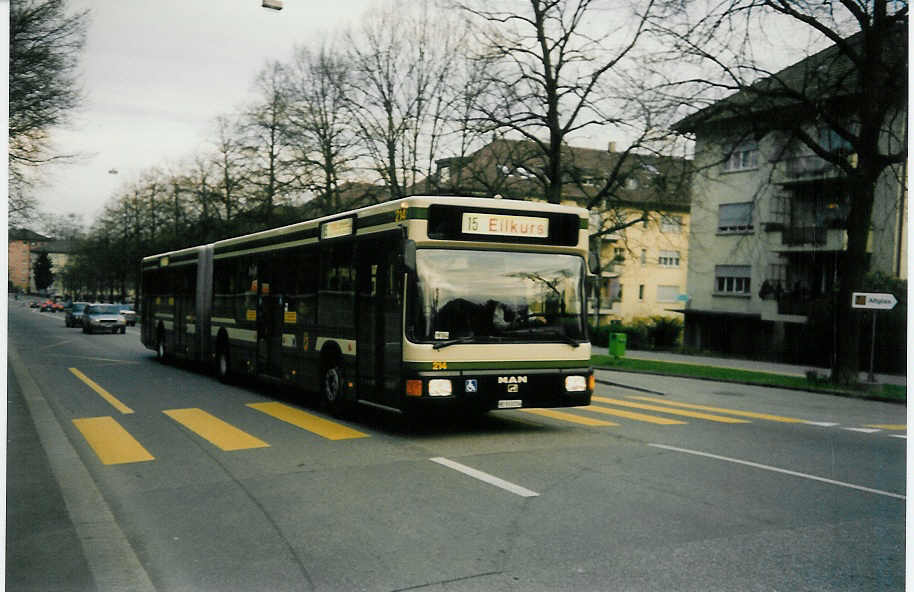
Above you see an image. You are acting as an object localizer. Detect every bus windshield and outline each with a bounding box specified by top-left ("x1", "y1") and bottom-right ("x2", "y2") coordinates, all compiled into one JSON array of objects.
[{"x1": 410, "y1": 249, "x2": 586, "y2": 345}]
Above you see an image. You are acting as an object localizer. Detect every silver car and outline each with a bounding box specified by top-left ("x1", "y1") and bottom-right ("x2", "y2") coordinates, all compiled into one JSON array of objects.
[
  {"x1": 117, "y1": 303, "x2": 137, "y2": 326},
  {"x1": 82, "y1": 303, "x2": 127, "y2": 334}
]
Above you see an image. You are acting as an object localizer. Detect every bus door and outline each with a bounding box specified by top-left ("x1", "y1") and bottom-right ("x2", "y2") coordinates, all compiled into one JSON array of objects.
[
  {"x1": 357, "y1": 237, "x2": 401, "y2": 407},
  {"x1": 174, "y1": 266, "x2": 194, "y2": 355},
  {"x1": 256, "y1": 258, "x2": 283, "y2": 377}
]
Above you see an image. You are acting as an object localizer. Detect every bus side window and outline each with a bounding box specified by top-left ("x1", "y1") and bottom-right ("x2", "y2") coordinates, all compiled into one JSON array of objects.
[
  {"x1": 319, "y1": 245, "x2": 355, "y2": 328},
  {"x1": 293, "y1": 247, "x2": 318, "y2": 325},
  {"x1": 213, "y1": 260, "x2": 232, "y2": 318}
]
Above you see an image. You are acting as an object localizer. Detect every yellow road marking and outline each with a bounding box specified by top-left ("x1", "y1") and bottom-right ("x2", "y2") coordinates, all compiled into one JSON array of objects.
[
  {"x1": 164, "y1": 408, "x2": 270, "y2": 451},
  {"x1": 73, "y1": 417, "x2": 154, "y2": 465},
  {"x1": 865, "y1": 424, "x2": 907, "y2": 431},
  {"x1": 593, "y1": 397, "x2": 749, "y2": 423},
  {"x1": 626, "y1": 395, "x2": 807, "y2": 423},
  {"x1": 69, "y1": 367, "x2": 133, "y2": 414},
  {"x1": 586, "y1": 404, "x2": 686, "y2": 425},
  {"x1": 247, "y1": 402, "x2": 369, "y2": 440},
  {"x1": 520, "y1": 408, "x2": 618, "y2": 426}
]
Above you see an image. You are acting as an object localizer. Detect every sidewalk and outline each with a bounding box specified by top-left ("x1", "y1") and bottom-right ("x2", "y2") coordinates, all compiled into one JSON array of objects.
[
  {"x1": 591, "y1": 346, "x2": 907, "y2": 388},
  {"x1": 7, "y1": 364, "x2": 97, "y2": 591}
]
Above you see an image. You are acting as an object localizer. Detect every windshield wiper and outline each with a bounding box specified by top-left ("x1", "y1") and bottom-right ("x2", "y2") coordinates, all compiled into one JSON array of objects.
[
  {"x1": 433, "y1": 336, "x2": 477, "y2": 350},
  {"x1": 502, "y1": 327, "x2": 582, "y2": 347}
]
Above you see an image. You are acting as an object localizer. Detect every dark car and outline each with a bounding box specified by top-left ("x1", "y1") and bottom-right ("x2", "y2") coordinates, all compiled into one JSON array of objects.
[
  {"x1": 65, "y1": 302, "x2": 90, "y2": 328},
  {"x1": 82, "y1": 303, "x2": 127, "y2": 334}
]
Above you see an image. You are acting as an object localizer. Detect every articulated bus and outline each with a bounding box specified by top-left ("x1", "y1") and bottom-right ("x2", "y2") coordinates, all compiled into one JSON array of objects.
[{"x1": 140, "y1": 196, "x2": 594, "y2": 415}]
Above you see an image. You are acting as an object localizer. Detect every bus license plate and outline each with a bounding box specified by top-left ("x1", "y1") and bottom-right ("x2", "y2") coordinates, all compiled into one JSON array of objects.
[{"x1": 498, "y1": 399, "x2": 522, "y2": 409}]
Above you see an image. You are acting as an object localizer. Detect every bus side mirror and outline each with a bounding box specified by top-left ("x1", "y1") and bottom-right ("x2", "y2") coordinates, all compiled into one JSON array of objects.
[
  {"x1": 401, "y1": 240, "x2": 417, "y2": 273},
  {"x1": 588, "y1": 250, "x2": 600, "y2": 275}
]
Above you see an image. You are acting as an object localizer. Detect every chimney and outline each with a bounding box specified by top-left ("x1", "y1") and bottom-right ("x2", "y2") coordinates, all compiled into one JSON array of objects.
[{"x1": 608, "y1": 141, "x2": 617, "y2": 153}]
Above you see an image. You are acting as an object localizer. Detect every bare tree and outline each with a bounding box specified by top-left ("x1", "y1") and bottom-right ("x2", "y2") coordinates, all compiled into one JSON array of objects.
[
  {"x1": 283, "y1": 43, "x2": 359, "y2": 213},
  {"x1": 240, "y1": 61, "x2": 301, "y2": 227},
  {"x1": 9, "y1": 0, "x2": 89, "y2": 223},
  {"x1": 457, "y1": 0, "x2": 656, "y2": 203},
  {"x1": 211, "y1": 115, "x2": 250, "y2": 225},
  {"x1": 654, "y1": 0, "x2": 907, "y2": 384},
  {"x1": 345, "y1": 0, "x2": 459, "y2": 199}
]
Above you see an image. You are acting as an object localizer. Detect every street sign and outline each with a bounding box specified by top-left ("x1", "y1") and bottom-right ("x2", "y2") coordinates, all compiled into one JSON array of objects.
[{"x1": 851, "y1": 292, "x2": 898, "y2": 310}]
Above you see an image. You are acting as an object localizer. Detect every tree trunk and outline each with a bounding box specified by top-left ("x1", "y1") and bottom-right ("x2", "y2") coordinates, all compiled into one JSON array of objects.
[{"x1": 831, "y1": 171, "x2": 877, "y2": 385}]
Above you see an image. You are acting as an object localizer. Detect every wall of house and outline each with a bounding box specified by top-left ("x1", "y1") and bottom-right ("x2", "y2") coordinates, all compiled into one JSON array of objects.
[
  {"x1": 685, "y1": 128, "x2": 779, "y2": 317},
  {"x1": 8, "y1": 241, "x2": 31, "y2": 291},
  {"x1": 594, "y1": 205, "x2": 690, "y2": 324}
]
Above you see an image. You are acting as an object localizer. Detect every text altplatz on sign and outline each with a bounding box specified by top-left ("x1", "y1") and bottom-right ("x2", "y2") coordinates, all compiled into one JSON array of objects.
[{"x1": 851, "y1": 292, "x2": 898, "y2": 310}]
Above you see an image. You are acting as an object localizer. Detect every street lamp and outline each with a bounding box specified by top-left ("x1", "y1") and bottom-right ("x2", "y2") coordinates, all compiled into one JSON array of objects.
[{"x1": 262, "y1": 0, "x2": 283, "y2": 9}]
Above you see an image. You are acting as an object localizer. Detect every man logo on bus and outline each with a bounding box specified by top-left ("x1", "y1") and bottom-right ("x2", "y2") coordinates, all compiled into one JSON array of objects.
[{"x1": 498, "y1": 376, "x2": 528, "y2": 384}]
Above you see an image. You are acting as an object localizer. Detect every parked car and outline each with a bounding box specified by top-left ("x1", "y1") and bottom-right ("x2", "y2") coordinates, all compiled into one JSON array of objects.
[
  {"x1": 39, "y1": 299, "x2": 55, "y2": 312},
  {"x1": 117, "y1": 304, "x2": 137, "y2": 326},
  {"x1": 65, "y1": 302, "x2": 90, "y2": 328},
  {"x1": 29, "y1": 301, "x2": 40, "y2": 308},
  {"x1": 82, "y1": 303, "x2": 127, "y2": 334}
]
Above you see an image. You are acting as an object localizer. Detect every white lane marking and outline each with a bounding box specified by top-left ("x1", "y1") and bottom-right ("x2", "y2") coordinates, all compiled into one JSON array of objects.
[
  {"x1": 842, "y1": 427, "x2": 882, "y2": 434},
  {"x1": 648, "y1": 443, "x2": 905, "y2": 501},
  {"x1": 890, "y1": 435, "x2": 907, "y2": 439},
  {"x1": 430, "y1": 457, "x2": 539, "y2": 498},
  {"x1": 803, "y1": 421, "x2": 840, "y2": 427}
]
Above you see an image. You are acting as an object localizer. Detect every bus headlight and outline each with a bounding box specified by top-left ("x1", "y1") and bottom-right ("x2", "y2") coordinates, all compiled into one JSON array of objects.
[
  {"x1": 428, "y1": 379, "x2": 452, "y2": 397},
  {"x1": 565, "y1": 375, "x2": 587, "y2": 392}
]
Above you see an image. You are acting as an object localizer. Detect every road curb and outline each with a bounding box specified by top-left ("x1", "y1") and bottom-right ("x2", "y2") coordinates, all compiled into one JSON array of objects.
[
  {"x1": 9, "y1": 347, "x2": 156, "y2": 592},
  {"x1": 593, "y1": 365, "x2": 906, "y2": 404}
]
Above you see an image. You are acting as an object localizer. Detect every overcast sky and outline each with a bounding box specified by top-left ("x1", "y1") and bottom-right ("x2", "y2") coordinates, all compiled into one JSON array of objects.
[
  {"x1": 32, "y1": 0, "x2": 379, "y2": 225},
  {"x1": 28, "y1": 0, "x2": 830, "y2": 231}
]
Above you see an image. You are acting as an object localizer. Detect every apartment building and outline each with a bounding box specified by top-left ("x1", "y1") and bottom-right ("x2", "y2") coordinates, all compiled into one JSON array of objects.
[
  {"x1": 674, "y1": 32, "x2": 906, "y2": 361},
  {"x1": 427, "y1": 138, "x2": 692, "y2": 325},
  {"x1": 8, "y1": 228, "x2": 50, "y2": 292}
]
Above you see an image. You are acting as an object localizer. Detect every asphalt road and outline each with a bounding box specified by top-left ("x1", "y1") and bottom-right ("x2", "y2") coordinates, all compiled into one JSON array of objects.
[{"x1": 7, "y1": 299, "x2": 907, "y2": 591}]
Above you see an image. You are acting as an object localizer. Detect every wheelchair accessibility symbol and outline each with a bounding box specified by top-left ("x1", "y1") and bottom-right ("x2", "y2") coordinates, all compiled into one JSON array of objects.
[{"x1": 465, "y1": 379, "x2": 478, "y2": 393}]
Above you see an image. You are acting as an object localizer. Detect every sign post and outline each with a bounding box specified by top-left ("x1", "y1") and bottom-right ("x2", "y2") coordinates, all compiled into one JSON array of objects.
[{"x1": 851, "y1": 292, "x2": 898, "y2": 382}]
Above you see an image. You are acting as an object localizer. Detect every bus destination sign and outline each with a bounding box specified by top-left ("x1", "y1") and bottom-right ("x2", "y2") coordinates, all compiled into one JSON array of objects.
[
  {"x1": 320, "y1": 217, "x2": 354, "y2": 240},
  {"x1": 461, "y1": 212, "x2": 549, "y2": 239}
]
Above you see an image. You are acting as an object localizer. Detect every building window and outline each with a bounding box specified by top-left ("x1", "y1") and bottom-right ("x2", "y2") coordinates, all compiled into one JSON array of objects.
[
  {"x1": 717, "y1": 202, "x2": 754, "y2": 233},
  {"x1": 658, "y1": 250, "x2": 680, "y2": 267},
  {"x1": 722, "y1": 141, "x2": 759, "y2": 172},
  {"x1": 613, "y1": 247, "x2": 625, "y2": 262},
  {"x1": 657, "y1": 285, "x2": 680, "y2": 302},
  {"x1": 660, "y1": 215, "x2": 683, "y2": 234},
  {"x1": 640, "y1": 249, "x2": 647, "y2": 265},
  {"x1": 638, "y1": 284, "x2": 645, "y2": 300},
  {"x1": 714, "y1": 265, "x2": 751, "y2": 295}
]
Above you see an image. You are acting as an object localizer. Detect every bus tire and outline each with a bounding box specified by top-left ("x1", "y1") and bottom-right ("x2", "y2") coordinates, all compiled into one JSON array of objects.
[
  {"x1": 215, "y1": 343, "x2": 232, "y2": 384},
  {"x1": 156, "y1": 329, "x2": 167, "y2": 362},
  {"x1": 321, "y1": 361, "x2": 348, "y2": 416}
]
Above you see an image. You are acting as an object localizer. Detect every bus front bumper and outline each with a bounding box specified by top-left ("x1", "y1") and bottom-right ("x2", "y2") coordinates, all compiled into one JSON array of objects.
[{"x1": 401, "y1": 368, "x2": 593, "y2": 412}]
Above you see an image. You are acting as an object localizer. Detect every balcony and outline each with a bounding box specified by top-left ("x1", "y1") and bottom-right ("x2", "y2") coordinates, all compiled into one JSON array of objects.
[
  {"x1": 768, "y1": 226, "x2": 848, "y2": 253},
  {"x1": 782, "y1": 226, "x2": 826, "y2": 245},
  {"x1": 759, "y1": 281, "x2": 819, "y2": 319},
  {"x1": 776, "y1": 154, "x2": 844, "y2": 183}
]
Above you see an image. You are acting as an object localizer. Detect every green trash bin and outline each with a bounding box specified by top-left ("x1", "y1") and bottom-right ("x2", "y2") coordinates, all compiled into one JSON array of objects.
[{"x1": 609, "y1": 332, "x2": 627, "y2": 357}]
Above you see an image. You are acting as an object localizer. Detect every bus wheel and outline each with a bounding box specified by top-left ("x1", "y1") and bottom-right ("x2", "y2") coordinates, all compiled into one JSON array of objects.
[
  {"x1": 321, "y1": 363, "x2": 346, "y2": 416},
  {"x1": 216, "y1": 346, "x2": 231, "y2": 383},
  {"x1": 156, "y1": 331, "x2": 167, "y2": 362}
]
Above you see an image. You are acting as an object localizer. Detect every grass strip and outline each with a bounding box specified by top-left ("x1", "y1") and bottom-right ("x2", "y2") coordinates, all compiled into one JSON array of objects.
[{"x1": 592, "y1": 355, "x2": 906, "y2": 402}]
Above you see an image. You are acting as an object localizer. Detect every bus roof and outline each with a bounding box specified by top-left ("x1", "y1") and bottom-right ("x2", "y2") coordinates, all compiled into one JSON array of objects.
[{"x1": 142, "y1": 195, "x2": 589, "y2": 264}]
